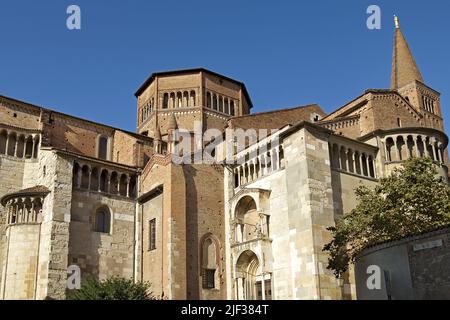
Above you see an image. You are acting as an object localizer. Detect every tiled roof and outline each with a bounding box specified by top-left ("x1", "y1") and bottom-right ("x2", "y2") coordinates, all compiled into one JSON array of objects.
[{"x1": 1, "y1": 185, "x2": 50, "y2": 206}]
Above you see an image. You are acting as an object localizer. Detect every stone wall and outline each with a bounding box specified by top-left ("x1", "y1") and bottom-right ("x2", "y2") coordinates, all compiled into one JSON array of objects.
[
  {"x1": 2, "y1": 224, "x2": 40, "y2": 300},
  {"x1": 283, "y1": 126, "x2": 341, "y2": 299},
  {"x1": 0, "y1": 156, "x2": 26, "y2": 298},
  {"x1": 69, "y1": 190, "x2": 135, "y2": 282}
]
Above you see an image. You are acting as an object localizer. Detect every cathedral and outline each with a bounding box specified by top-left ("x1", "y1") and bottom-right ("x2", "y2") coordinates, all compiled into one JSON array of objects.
[{"x1": 0, "y1": 18, "x2": 447, "y2": 300}]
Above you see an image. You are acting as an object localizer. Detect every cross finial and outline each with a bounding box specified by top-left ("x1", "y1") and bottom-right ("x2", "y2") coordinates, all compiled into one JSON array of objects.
[{"x1": 394, "y1": 15, "x2": 400, "y2": 29}]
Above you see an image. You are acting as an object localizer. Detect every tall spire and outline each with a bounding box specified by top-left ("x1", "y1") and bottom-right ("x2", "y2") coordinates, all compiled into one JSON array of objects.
[{"x1": 390, "y1": 15, "x2": 424, "y2": 89}]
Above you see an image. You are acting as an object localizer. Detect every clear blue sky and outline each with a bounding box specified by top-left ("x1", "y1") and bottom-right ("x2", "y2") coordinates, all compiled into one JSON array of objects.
[{"x1": 1, "y1": 0, "x2": 449, "y2": 133}]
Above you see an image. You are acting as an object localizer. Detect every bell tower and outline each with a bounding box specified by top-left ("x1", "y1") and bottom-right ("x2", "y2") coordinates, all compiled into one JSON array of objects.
[{"x1": 391, "y1": 16, "x2": 443, "y2": 130}]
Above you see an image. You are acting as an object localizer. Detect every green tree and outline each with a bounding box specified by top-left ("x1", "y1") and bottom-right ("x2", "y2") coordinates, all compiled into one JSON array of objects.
[
  {"x1": 324, "y1": 157, "x2": 450, "y2": 277},
  {"x1": 68, "y1": 276, "x2": 155, "y2": 300}
]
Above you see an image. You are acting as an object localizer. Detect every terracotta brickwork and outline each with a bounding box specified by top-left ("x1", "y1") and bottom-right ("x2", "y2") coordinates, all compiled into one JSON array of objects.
[{"x1": 1, "y1": 21, "x2": 449, "y2": 301}]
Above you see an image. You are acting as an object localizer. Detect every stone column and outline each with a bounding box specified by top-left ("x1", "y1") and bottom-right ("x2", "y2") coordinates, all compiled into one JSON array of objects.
[
  {"x1": 5, "y1": 133, "x2": 9, "y2": 155},
  {"x1": 431, "y1": 138, "x2": 437, "y2": 161},
  {"x1": 237, "y1": 168, "x2": 241, "y2": 187},
  {"x1": 7, "y1": 203, "x2": 12, "y2": 224},
  {"x1": 261, "y1": 273, "x2": 266, "y2": 300},
  {"x1": 438, "y1": 143, "x2": 443, "y2": 163},
  {"x1": 87, "y1": 167, "x2": 92, "y2": 190},
  {"x1": 337, "y1": 145, "x2": 343, "y2": 169},
  {"x1": 351, "y1": 150, "x2": 356, "y2": 173},
  {"x1": 22, "y1": 137, "x2": 27, "y2": 158},
  {"x1": 413, "y1": 135, "x2": 419, "y2": 157},
  {"x1": 126, "y1": 175, "x2": 131, "y2": 197},
  {"x1": 14, "y1": 137, "x2": 18, "y2": 157},
  {"x1": 424, "y1": 138, "x2": 430, "y2": 158},
  {"x1": 365, "y1": 155, "x2": 370, "y2": 177},
  {"x1": 31, "y1": 135, "x2": 36, "y2": 159},
  {"x1": 20, "y1": 199, "x2": 26, "y2": 223},
  {"x1": 98, "y1": 170, "x2": 103, "y2": 192},
  {"x1": 107, "y1": 172, "x2": 111, "y2": 193}
]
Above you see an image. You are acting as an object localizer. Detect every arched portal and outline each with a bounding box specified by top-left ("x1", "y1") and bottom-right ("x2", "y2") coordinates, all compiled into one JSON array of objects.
[
  {"x1": 235, "y1": 250, "x2": 260, "y2": 300},
  {"x1": 235, "y1": 250, "x2": 271, "y2": 300}
]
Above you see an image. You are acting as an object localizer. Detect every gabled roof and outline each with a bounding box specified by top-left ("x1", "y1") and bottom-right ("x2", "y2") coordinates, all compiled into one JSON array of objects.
[{"x1": 228, "y1": 104, "x2": 325, "y2": 130}]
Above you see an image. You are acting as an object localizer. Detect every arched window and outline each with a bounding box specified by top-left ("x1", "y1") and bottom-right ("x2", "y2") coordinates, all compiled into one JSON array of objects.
[
  {"x1": 72, "y1": 162, "x2": 80, "y2": 187},
  {"x1": 93, "y1": 206, "x2": 111, "y2": 233},
  {"x1": 183, "y1": 91, "x2": 189, "y2": 107},
  {"x1": 230, "y1": 101, "x2": 235, "y2": 116},
  {"x1": 119, "y1": 174, "x2": 128, "y2": 196},
  {"x1": 99, "y1": 169, "x2": 108, "y2": 192},
  {"x1": 91, "y1": 168, "x2": 99, "y2": 191},
  {"x1": 190, "y1": 90, "x2": 196, "y2": 107},
  {"x1": 206, "y1": 92, "x2": 211, "y2": 108},
  {"x1": 224, "y1": 98, "x2": 229, "y2": 114},
  {"x1": 163, "y1": 93, "x2": 169, "y2": 109},
  {"x1": 33, "y1": 136, "x2": 40, "y2": 158},
  {"x1": 202, "y1": 237, "x2": 218, "y2": 290},
  {"x1": 25, "y1": 136, "x2": 33, "y2": 158},
  {"x1": 0, "y1": 130, "x2": 7, "y2": 154},
  {"x1": 16, "y1": 135, "x2": 25, "y2": 158},
  {"x1": 98, "y1": 136, "x2": 109, "y2": 160},
  {"x1": 176, "y1": 92, "x2": 182, "y2": 108},
  {"x1": 81, "y1": 165, "x2": 90, "y2": 189},
  {"x1": 7, "y1": 132, "x2": 16, "y2": 156},
  {"x1": 169, "y1": 92, "x2": 176, "y2": 108}
]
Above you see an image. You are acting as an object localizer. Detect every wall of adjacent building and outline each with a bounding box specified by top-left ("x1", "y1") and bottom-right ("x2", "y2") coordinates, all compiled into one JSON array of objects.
[{"x1": 355, "y1": 228, "x2": 450, "y2": 300}]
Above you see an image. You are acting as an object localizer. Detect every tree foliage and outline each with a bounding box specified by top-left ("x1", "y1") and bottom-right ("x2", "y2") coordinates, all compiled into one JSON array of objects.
[
  {"x1": 68, "y1": 276, "x2": 155, "y2": 300},
  {"x1": 324, "y1": 157, "x2": 450, "y2": 277}
]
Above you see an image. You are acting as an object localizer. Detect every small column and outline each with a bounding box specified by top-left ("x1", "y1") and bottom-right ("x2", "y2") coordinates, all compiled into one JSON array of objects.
[
  {"x1": 7, "y1": 203, "x2": 12, "y2": 224},
  {"x1": 22, "y1": 138, "x2": 27, "y2": 158},
  {"x1": 424, "y1": 138, "x2": 430, "y2": 158},
  {"x1": 431, "y1": 138, "x2": 437, "y2": 161},
  {"x1": 365, "y1": 155, "x2": 370, "y2": 176},
  {"x1": 394, "y1": 136, "x2": 401, "y2": 161},
  {"x1": 87, "y1": 167, "x2": 92, "y2": 190},
  {"x1": 107, "y1": 172, "x2": 111, "y2": 193},
  {"x1": 438, "y1": 143, "x2": 443, "y2": 163},
  {"x1": 337, "y1": 145, "x2": 343, "y2": 169},
  {"x1": 261, "y1": 273, "x2": 266, "y2": 300},
  {"x1": 5, "y1": 133, "x2": 9, "y2": 155},
  {"x1": 258, "y1": 157, "x2": 263, "y2": 178},
  {"x1": 31, "y1": 135, "x2": 36, "y2": 159},
  {"x1": 76, "y1": 165, "x2": 82, "y2": 188},
  {"x1": 20, "y1": 200, "x2": 26, "y2": 223},
  {"x1": 14, "y1": 137, "x2": 19, "y2": 157},
  {"x1": 273, "y1": 148, "x2": 279, "y2": 171},
  {"x1": 98, "y1": 170, "x2": 102, "y2": 192},
  {"x1": 413, "y1": 135, "x2": 419, "y2": 157},
  {"x1": 126, "y1": 175, "x2": 131, "y2": 197}
]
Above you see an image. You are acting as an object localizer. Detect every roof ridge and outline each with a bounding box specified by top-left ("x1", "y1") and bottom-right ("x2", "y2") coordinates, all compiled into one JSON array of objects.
[{"x1": 230, "y1": 104, "x2": 322, "y2": 120}]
